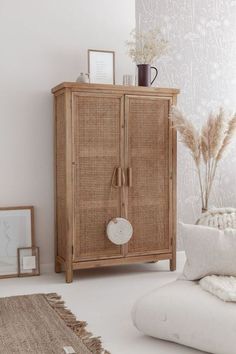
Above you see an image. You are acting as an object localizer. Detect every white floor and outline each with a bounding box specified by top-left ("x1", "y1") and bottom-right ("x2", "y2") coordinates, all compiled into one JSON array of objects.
[{"x1": 0, "y1": 252, "x2": 205, "y2": 354}]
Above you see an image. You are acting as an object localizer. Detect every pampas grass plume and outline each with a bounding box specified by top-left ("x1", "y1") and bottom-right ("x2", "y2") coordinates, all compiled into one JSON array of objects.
[{"x1": 170, "y1": 106, "x2": 236, "y2": 211}]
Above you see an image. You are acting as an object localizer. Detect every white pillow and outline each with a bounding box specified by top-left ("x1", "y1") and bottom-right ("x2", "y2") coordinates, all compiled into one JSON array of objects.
[{"x1": 180, "y1": 223, "x2": 236, "y2": 280}]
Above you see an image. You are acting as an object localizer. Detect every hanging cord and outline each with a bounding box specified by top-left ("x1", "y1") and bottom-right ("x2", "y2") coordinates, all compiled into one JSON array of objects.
[
  {"x1": 105, "y1": 166, "x2": 133, "y2": 246},
  {"x1": 105, "y1": 166, "x2": 120, "y2": 226},
  {"x1": 105, "y1": 166, "x2": 134, "y2": 246},
  {"x1": 121, "y1": 168, "x2": 128, "y2": 219}
]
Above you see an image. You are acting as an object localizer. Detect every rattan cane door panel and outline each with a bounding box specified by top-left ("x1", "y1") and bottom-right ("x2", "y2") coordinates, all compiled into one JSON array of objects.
[
  {"x1": 73, "y1": 93, "x2": 123, "y2": 260},
  {"x1": 126, "y1": 96, "x2": 170, "y2": 255}
]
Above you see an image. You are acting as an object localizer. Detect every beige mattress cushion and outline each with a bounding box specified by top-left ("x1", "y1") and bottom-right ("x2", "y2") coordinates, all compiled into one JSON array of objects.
[{"x1": 132, "y1": 280, "x2": 236, "y2": 354}]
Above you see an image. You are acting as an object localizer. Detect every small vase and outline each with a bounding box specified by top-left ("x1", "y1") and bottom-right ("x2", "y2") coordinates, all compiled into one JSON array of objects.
[
  {"x1": 137, "y1": 64, "x2": 158, "y2": 87},
  {"x1": 76, "y1": 73, "x2": 90, "y2": 83}
]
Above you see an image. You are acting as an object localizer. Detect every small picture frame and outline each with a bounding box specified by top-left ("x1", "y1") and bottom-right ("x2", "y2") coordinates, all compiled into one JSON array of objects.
[
  {"x1": 17, "y1": 246, "x2": 40, "y2": 277},
  {"x1": 0, "y1": 206, "x2": 34, "y2": 279},
  {"x1": 88, "y1": 49, "x2": 115, "y2": 84}
]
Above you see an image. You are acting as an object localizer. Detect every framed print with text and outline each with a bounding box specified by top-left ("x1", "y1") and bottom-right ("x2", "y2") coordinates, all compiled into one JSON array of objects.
[{"x1": 88, "y1": 49, "x2": 115, "y2": 84}]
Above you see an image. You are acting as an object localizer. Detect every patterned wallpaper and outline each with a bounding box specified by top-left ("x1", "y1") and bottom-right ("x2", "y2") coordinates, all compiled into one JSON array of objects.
[{"x1": 136, "y1": 0, "x2": 236, "y2": 246}]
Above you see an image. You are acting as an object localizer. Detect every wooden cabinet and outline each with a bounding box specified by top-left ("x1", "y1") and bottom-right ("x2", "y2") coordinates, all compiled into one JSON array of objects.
[{"x1": 52, "y1": 83, "x2": 179, "y2": 283}]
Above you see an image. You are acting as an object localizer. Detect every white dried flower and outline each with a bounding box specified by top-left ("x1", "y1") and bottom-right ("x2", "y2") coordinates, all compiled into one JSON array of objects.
[{"x1": 126, "y1": 28, "x2": 169, "y2": 64}]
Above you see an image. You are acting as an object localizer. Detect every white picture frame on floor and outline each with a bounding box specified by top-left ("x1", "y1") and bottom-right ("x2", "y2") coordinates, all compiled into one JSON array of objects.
[{"x1": 0, "y1": 206, "x2": 34, "y2": 279}]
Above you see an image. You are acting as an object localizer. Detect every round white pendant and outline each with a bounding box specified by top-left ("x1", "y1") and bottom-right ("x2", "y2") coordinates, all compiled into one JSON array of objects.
[{"x1": 106, "y1": 217, "x2": 133, "y2": 245}]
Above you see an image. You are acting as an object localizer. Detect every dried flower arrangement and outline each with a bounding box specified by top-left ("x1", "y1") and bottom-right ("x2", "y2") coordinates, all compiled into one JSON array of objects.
[
  {"x1": 171, "y1": 106, "x2": 236, "y2": 212},
  {"x1": 126, "y1": 28, "x2": 169, "y2": 64}
]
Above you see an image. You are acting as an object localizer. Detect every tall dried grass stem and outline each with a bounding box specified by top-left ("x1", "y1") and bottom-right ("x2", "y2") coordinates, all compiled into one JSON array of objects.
[
  {"x1": 170, "y1": 107, "x2": 236, "y2": 212},
  {"x1": 217, "y1": 114, "x2": 236, "y2": 161}
]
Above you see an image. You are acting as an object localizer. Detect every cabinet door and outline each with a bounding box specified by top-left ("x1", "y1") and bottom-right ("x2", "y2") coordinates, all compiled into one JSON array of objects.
[
  {"x1": 125, "y1": 95, "x2": 171, "y2": 255},
  {"x1": 72, "y1": 93, "x2": 124, "y2": 261}
]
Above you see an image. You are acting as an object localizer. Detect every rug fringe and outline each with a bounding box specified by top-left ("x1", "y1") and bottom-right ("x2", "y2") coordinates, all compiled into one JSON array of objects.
[{"x1": 44, "y1": 293, "x2": 110, "y2": 354}]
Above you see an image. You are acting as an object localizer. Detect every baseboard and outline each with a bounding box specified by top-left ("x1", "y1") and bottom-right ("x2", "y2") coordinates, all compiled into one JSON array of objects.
[
  {"x1": 40, "y1": 263, "x2": 54, "y2": 274},
  {"x1": 177, "y1": 250, "x2": 185, "y2": 257}
]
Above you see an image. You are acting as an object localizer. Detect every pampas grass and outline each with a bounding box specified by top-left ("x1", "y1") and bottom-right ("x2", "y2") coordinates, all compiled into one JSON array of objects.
[{"x1": 170, "y1": 106, "x2": 236, "y2": 212}]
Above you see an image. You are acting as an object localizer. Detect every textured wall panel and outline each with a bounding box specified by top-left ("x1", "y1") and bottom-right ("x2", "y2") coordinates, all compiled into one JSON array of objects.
[{"x1": 136, "y1": 0, "x2": 236, "y2": 248}]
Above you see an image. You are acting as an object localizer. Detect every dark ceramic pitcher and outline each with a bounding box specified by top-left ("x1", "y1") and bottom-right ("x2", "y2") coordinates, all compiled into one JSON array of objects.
[{"x1": 137, "y1": 64, "x2": 158, "y2": 87}]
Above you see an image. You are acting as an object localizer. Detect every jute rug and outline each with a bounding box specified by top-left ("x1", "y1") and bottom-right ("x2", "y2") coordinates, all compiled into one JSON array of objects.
[{"x1": 0, "y1": 293, "x2": 109, "y2": 354}]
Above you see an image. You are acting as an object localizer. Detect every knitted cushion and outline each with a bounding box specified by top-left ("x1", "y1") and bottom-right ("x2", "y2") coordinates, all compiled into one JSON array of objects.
[{"x1": 196, "y1": 208, "x2": 236, "y2": 230}]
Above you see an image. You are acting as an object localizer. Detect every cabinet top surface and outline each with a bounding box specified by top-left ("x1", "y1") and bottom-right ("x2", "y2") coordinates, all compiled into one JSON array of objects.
[{"x1": 51, "y1": 82, "x2": 180, "y2": 95}]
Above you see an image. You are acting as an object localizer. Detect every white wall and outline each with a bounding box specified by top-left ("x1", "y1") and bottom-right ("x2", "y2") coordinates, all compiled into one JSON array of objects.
[
  {"x1": 136, "y1": 0, "x2": 236, "y2": 245},
  {"x1": 0, "y1": 0, "x2": 135, "y2": 269}
]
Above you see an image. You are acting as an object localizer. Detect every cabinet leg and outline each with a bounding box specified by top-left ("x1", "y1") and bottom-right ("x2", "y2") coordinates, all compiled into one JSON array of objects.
[
  {"x1": 65, "y1": 264, "x2": 73, "y2": 283},
  {"x1": 55, "y1": 259, "x2": 62, "y2": 273},
  {"x1": 170, "y1": 256, "x2": 176, "y2": 271}
]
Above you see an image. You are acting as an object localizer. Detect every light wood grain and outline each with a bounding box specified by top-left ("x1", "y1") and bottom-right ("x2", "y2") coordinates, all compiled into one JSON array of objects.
[
  {"x1": 72, "y1": 252, "x2": 172, "y2": 270},
  {"x1": 65, "y1": 88, "x2": 74, "y2": 283},
  {"x1": 52, "y1": 82, "x2": 180, "y2": 95},
  {"x1": 170, "y1": 93, "x2": 178, "y2": 271},
  {"x1": 53, "y1": 83, "x2": 179, "y2": 282}
]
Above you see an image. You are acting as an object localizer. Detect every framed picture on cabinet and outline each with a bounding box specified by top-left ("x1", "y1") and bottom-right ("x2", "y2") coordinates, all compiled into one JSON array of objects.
[
  {"x1": 0, "y1": 206, "x2": 34, "y2": 279},
  {"x1": 88, "y1": 49, "x2": 115, "y2": 84}
]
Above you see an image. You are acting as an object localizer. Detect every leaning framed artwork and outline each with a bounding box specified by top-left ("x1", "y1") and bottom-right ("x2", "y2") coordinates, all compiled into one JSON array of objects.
[
  {"x1": 0, "y1": 206, "x2": 34, "y2": 279},
  {"x1": 88, "y1": 49, "x2": 115, "y2": 84},
  {"x1": 17, "y1": 246, "x2": 40, "y2": 277}
]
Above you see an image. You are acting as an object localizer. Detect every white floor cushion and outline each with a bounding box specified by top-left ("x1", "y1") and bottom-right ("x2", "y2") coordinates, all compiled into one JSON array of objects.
[{"x1": 132, "y1": 280, "x2": 236, "y2": 354}]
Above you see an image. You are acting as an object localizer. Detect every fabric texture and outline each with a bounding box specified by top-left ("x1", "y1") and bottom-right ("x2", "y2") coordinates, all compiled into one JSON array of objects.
[
  {"x1": 0, "y1": 293, "x2": 108, "y2": 354},
  {"x1": 180, "y1": 223, "x2": 236, "y2": 280},
  {"x1": 200, "y1": 275, "x2": 236, "y2": 302},
  {"x1": 132, "y1": 280, "x2": 236, "y2": 354},
  {"x1": 196, "y1": 207, "x2": 236, "y2": 229}
]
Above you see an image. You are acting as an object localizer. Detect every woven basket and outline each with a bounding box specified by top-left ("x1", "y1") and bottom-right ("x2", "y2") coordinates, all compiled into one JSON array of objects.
[{"x1": 196, "y1": 208, "x2": 236, "y2": 230}]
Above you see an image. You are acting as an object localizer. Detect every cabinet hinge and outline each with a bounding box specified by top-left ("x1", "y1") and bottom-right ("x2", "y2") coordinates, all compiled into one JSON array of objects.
[
  {"x1": 72, "y1": 245, "x2": 74, "y2": 255},
  {"x1": 171, "y1": 238, "x2": 173, "y2": 246}
]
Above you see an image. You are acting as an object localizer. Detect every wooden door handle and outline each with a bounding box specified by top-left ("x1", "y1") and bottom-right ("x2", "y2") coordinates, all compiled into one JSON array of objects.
[
  {"x1": 127, "y1": 167, "x2": 132, "y2": 187},
  {"x1": 117, "y1": 167, "x2": 122, "y2": 187},
  {"x1": 111, "y1": 167, "x2": 122, "y2": 188},
  {"x1": 122, "y1": 168, "x2": 126, "y2": 186}
]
